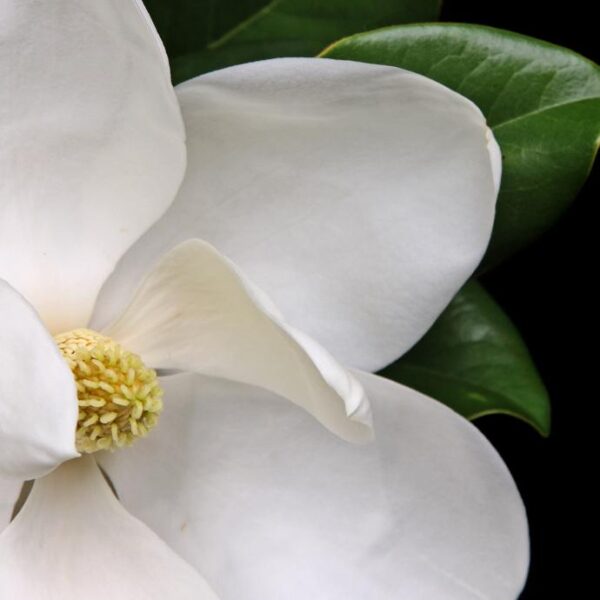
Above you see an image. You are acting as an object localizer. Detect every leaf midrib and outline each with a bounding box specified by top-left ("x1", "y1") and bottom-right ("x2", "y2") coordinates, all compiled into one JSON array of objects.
[{"x1": 491, "y1": 94, "x2": 600, "y2": 130}]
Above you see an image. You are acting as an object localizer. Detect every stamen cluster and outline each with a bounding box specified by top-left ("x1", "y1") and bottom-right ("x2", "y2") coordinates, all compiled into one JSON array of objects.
[{"x1": 54, "y1": 329, "x2": 163, "y2": 453}]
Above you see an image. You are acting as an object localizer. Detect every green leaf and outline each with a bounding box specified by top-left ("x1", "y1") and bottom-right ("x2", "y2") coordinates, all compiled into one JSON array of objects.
[
  {"x1": 322, "y1": 24, "x2": 600, "y2": 268},
  {"x1": 144, "y1": 0, "x2": 268, "y2": 58},
  {"x1": 143, "y1": 0, "x2": 441, "y2": 84},
  {"x1": 378, "y1": 282, "x2": 551, "y2": 436}
]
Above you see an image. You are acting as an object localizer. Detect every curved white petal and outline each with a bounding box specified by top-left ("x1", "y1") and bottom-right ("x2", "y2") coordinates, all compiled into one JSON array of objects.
[
  {"x1": 101, "y1": 371, "x2": 529, "y2": 600},
  {"x1": 0, "y1": 280, "x2": 79, "y2": 480},
  {"x1": 0, "y1": 456, "x2": 219, "y2": 600},
  {"x1": 93, "y1": 57, "x2": 497, "y2": 371},
  {"x1": 0, "y1": 0, "x2": 185, "y2": 333},
  {"x1": 104, "y1": 240, "x2": 372, "y2": 442}
]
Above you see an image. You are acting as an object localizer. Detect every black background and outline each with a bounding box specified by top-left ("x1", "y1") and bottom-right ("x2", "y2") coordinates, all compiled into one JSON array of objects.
[{"x1": 441, "y1": 1, "x2": 597, "y2": 597}]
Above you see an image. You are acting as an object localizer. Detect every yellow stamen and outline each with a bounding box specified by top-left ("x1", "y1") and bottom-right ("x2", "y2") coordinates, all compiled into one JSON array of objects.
[{"x1": 54, "y1": 328, "x2": 163, "y2": 454}]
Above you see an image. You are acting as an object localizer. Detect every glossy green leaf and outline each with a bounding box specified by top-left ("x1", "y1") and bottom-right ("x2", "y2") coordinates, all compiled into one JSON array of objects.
[
  {"x1": 323, "y1": 24, "x2": 600, "y2": 268},
  {"x1": 379, "y1": 282, "x2": 551, "y2": 435},
  {"x1": 146, "y1": 0, "x2": 441, "y2": 84}
]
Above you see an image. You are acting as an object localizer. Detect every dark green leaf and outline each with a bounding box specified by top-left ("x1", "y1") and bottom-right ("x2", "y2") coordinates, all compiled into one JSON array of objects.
[
  {"x1": 379, "y1": 282, "x2": 551, "y2": 435},
  {"x1": 144, "y1": 0, "x2": 267, "y2": 57},
  {"x1": 322, "y1": 24, "x2": 600, "y2": 268},
  {"x1": 143, "y1": 0, "x2": 441, "y2": 83}
]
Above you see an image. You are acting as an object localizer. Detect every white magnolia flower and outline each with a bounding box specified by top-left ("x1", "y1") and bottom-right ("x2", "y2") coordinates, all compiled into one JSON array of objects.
[{"x1": 0, "y1": 1, "x2": 527, "y2": 599}]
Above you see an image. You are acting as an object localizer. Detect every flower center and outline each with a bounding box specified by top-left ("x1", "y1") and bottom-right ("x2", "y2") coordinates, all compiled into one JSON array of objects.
[{"x1": 54, "y1": 328, "x2": 163, "y2": 454}]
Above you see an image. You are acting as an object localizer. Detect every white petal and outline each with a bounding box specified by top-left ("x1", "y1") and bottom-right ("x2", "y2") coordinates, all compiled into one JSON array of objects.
[
  {"x1": 93, "y1": 57, "x2": 497, "y2": 371},
  {"x1": 0, "y1": 0, "x2": 185, "y2": 333},
  {"x1": 0, "y1": 280, "x2": 79, "y2": 480},
  {"x1": 100, "y1": 371, "x2": 529, "y2": 600},
  {"x1": 104, "y1": 240, "x2": 372, "y2": 442},
  {"x1": 0, "y1": 456, "x2": 219, "y2": 600}
]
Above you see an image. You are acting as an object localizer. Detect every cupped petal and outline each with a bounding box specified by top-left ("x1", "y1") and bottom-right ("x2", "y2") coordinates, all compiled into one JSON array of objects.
[
  {"x1": 93, "y1": 57, "x2": 497, "y2": 371},
  {"x1": 100, "y1": 371, "x2": 529, "y2": 600},
  {"x1": 0, "y1": 0, "x2": 186, "y2": 333},
  {"x1": 0, "y1": 456, "x2": 219, "y2": 600},
  {"x1": 0, "y1": 280, "x2": 79, "y2": 480},
  {"x1": 104, "y1": 240, "x2": 372, "y2": 442}
]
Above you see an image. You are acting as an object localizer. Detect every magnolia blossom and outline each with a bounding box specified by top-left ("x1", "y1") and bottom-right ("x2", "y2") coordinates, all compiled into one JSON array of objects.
[{"x1": 0, "y1": 1, "x2": 528, "y2": 599}]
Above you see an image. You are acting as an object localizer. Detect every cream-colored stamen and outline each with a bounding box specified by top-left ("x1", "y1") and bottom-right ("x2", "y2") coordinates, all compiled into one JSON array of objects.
[{"x1": 54, "y1": 328, "x2": 163, "y2": 454}]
